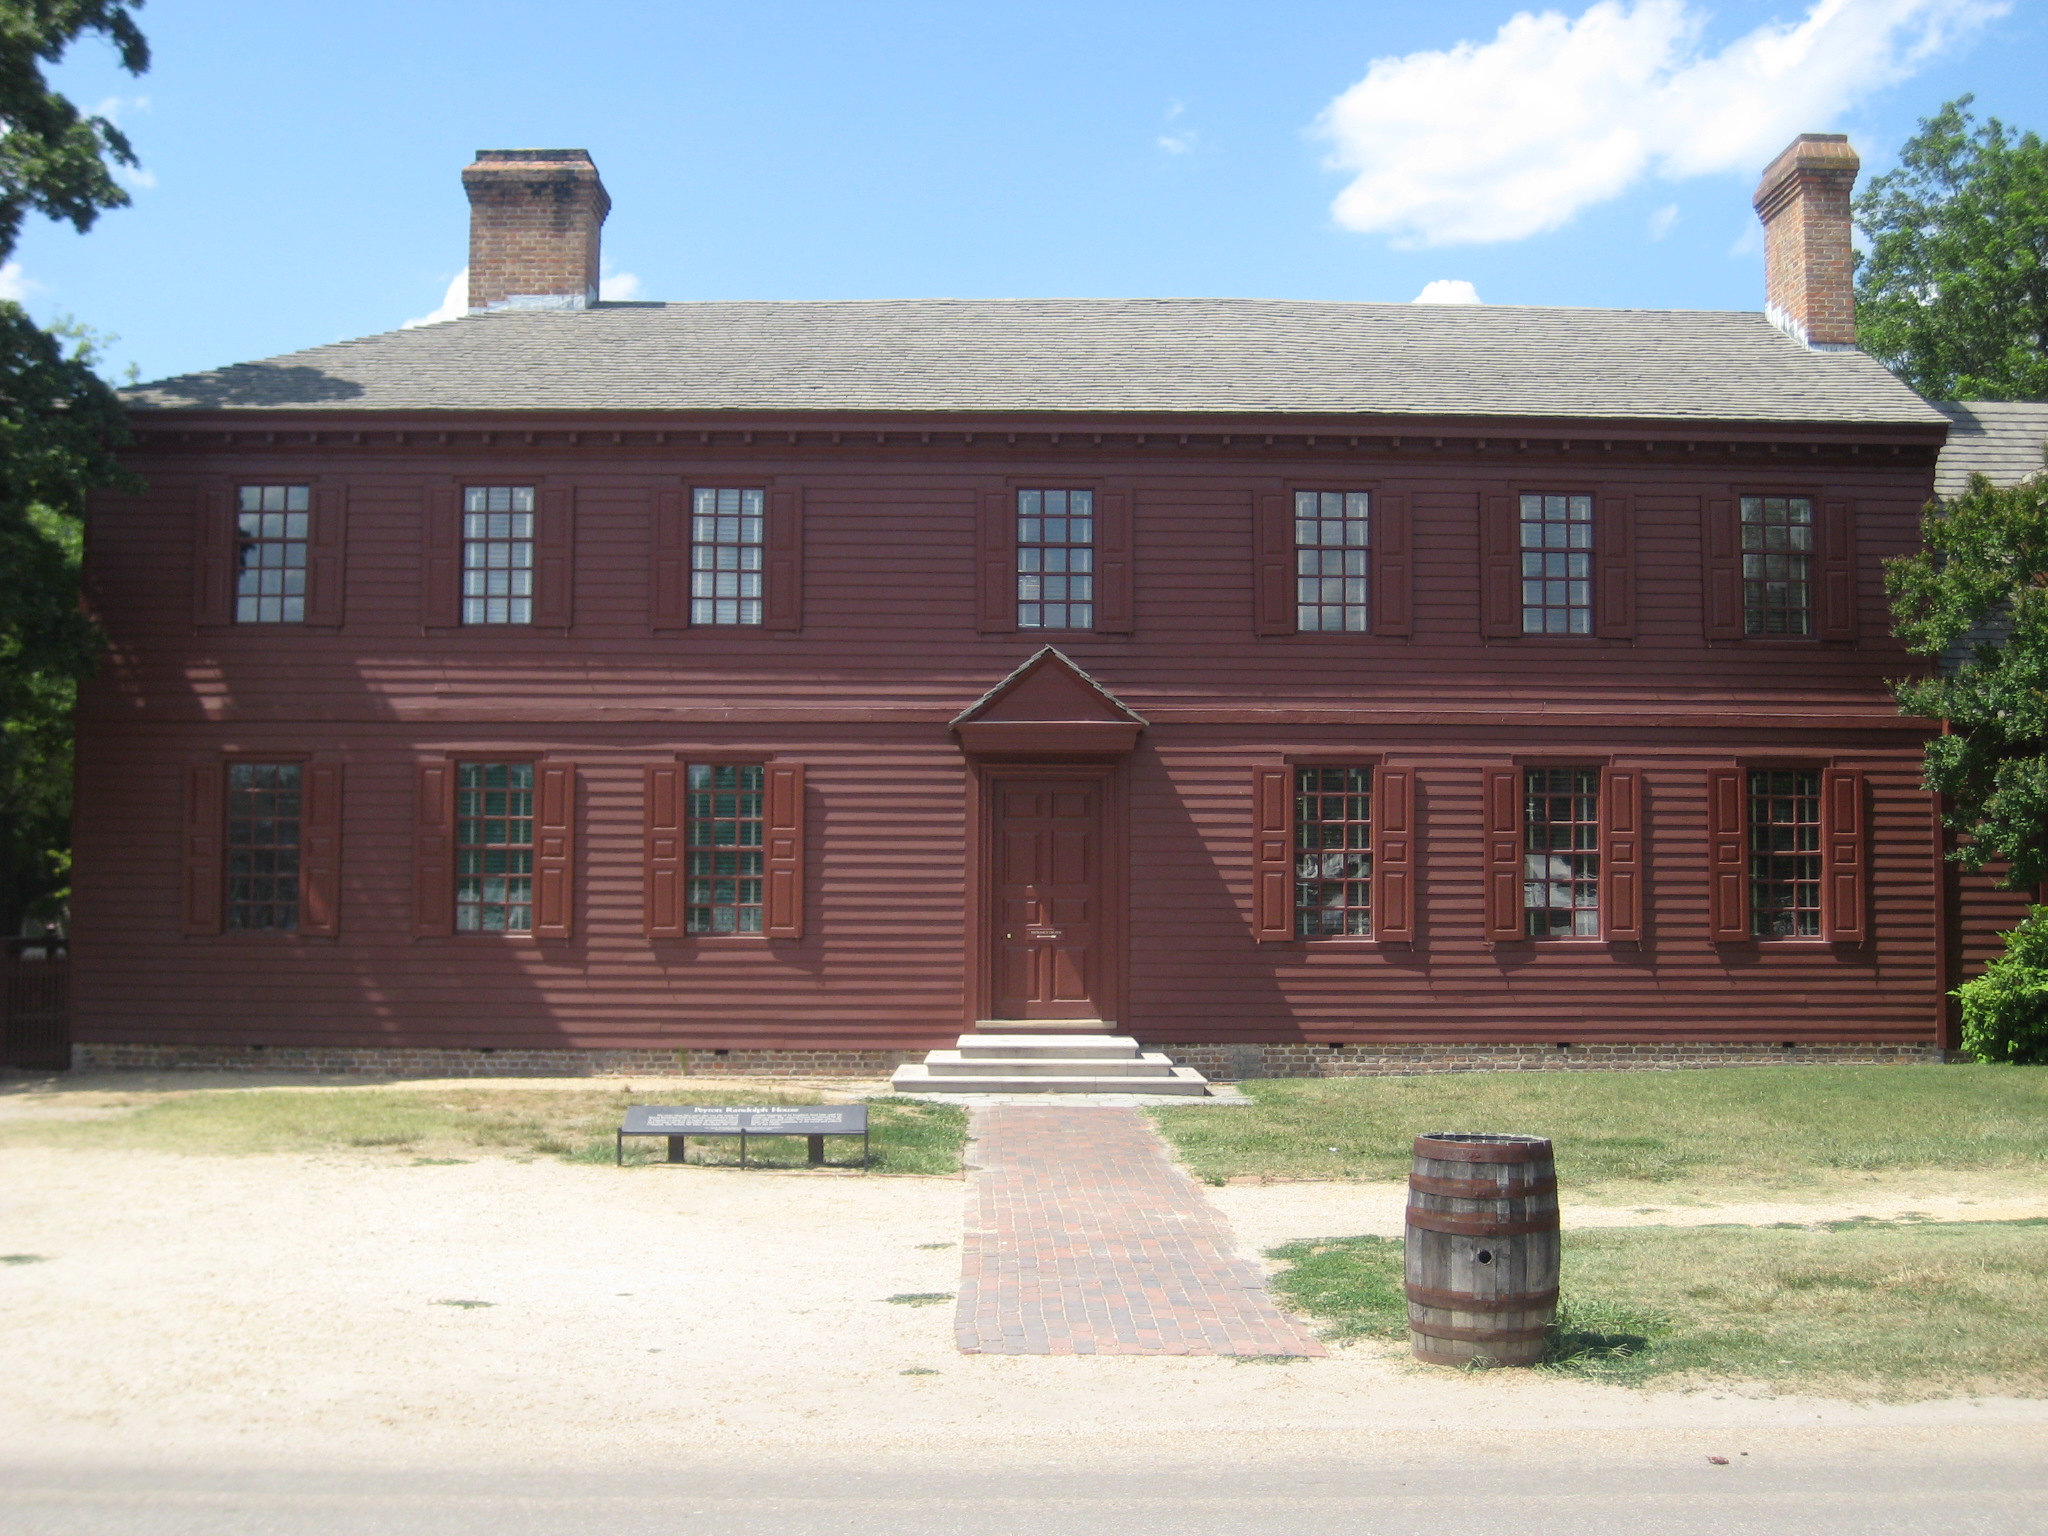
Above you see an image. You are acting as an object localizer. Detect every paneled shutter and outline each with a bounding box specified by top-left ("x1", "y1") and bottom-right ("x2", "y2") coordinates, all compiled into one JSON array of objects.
[
  {"x1": 422, "y1": 487, "x2": 463, "y2": 628},
  {"x1": 300, "y1": 760, "x2": 343, "y2": 939},
  {"x1": 765, "y1": 488, "x2": 805, "y2": 632},
  {"x1": 1821, "y1": 767, "x2": 1867, "y2": 944},
  {"x1": 1251, "y1": 766, "x2": 1295, "y2": 941},
  {"x1": 1702, "y1": 497, "x2": 1743, "y2": 640},
  {"x1": 652, "y1": 488, "x2": 691, "y2": 630},
  {"x1": 1371, "y1": 492, "x2": 1413, "y2": 637},
  {"x1": 304, "y1": 486, "x2": 348, "y2": 627},
  {"x1": 1705, "y1": 767, "x2": 1749, "y2": 942},
  {"x1": 193, "y1": 487, "x2": 235, "y2": 626},
  {"x1": 764, "y1": 762, "x2": 806, "y2": 940},
  {"x1": 411, "y1": 762, "x2": 455, "y2": 938},
  {"x1": 1254, "y1": 491, "x2": 1293, "y2": 636},
  {"x1": 644, "y1": 766, "x2": 686, "y2": 940},
  {"x1": 1371, "y1": 766, "x2": 1417, "y2": 942},
  {"x1": 1595, "y1": 494, "x2": 1635, "y2": 639},
  {"x1": 1602, "y1": 767, "x2": 1644, "y2": 942},
  {"x1": 1093, "y1": 490, "x2": 1133, "y2": 634},
  {"x1": 1481, "y1": 766, "x2": 1523, "y2": 942},
  {"x1": 534, "y1": 487, "x2": 575, "y2": 629},
  {"x1": 181, "y1": 762, "x2": 225, "y2": 936},
  {"x1": 1819, "y1": 500, "x2": 1857, "y2": 642},
  {"x1": 976, "y1": 490, "x2": 1016, "y2": 634},
  {"x1": 533, "y1": 763, "x2": 576, "y2": 940},
  {"x1": 1479, "y1": 493, "x2": 1519, "y2": 638}
]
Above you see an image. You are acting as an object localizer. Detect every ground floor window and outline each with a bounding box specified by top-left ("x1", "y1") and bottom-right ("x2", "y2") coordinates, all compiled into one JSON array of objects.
[
  {"x1": 225, "y1": 763, "x2": 301, "y2": 931},
  {"x1": 687, "y1": 763, "x2": 765, "y2": 932},
  {"x1": 1524, "y1": 767, "x2": 1600, "y2": 937},
  {"x1": 1295, "y1": 766, "x2": 1372, "y2": 936},
  {"x1": 1750, "y1": 768, "x2": 1821, "y2": 937},
  {"x1": 456, "y1": 763, "x2": 535, "y2": 932}
]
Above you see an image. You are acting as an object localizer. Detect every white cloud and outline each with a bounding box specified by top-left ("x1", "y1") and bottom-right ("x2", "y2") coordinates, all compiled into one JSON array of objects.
[
  {"x1": 0, "y1": 261, "x2": 34, "y2": 302},
  {"x1": 1316, "y1": 0, "x2": 2006, "y2": 247},
  {"x1": 1412, "y1": 278, "x2": 1482, "y2": 303},
  {"x1": 116, "y1": 165, "x2": 156, "y2": 191},
  {"x1": 402, "y1": 269, "x2": 467, "y2": 329},
  {"x1": 1648, "y1": 202, "x2": 1680, "y2": 239},
  {"x1": 1158, "y1": 101, "x2": 1199, "y2": 156},
  {"x1": 599, "y1": 271, "x2": 643, "y2": 301}
]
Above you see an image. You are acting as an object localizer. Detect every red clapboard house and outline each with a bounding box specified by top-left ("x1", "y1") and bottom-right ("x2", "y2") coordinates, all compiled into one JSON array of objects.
[{"x1": 68, "y1": 136, "x2": 2035, "y2": 1079}]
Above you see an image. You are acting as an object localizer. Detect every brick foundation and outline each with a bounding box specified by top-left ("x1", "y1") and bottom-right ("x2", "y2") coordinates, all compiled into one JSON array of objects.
[{"x1": 1157, "y1": 1041, "x2": 1949, "y2": 1079}]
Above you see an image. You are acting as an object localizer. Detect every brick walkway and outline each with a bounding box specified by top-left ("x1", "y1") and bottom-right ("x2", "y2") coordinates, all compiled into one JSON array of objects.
[{"x1": 954, "y1": 1105, "x2": 1327, "y2": 1357}]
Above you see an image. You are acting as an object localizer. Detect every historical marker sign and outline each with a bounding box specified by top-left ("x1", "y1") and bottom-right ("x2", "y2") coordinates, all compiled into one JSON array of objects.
[{"x1": 620, "y1": 1105, "x2": 867, "y2": 1136}]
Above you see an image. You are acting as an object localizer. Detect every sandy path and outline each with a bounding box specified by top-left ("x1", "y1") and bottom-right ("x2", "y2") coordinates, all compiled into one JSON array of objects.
[{"x1": 4, "y1": 1144, "x2": 2047, "y2": 1472}]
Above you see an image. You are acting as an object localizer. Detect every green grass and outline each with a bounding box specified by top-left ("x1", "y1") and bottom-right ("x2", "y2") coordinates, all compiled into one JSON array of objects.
[
  {"x1": 1154, "y1": 1065, "x2": 2048, "y2": 1197},
  {"x1": 885, "y1": 1292, "x2": 954, "y2": 1307},
  {"x1": 0, "y1": 1086, "x2": 966, "y2": 1176},
  {"x1": 1267, "y1": 1219, "x2": 2048, "y2": 1397}
]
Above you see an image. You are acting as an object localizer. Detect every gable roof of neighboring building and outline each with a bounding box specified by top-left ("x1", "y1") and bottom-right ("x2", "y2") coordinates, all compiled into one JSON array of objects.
[
  {"x1": 1932, "y1": 401, "x2": 2048, "y2": 495},
  {"x1": 123, "y1": 297, "x2": 1945, "y2": 427}
]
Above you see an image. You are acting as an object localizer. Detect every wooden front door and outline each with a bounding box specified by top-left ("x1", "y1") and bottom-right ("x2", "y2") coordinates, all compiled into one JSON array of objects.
[{"x1": 991, "y1": 777, "x2": 1108, "y2": 1019}]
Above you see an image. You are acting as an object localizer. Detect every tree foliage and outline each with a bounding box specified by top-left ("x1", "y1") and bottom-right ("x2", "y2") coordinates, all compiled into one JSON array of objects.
[
  {"x1": 1956, "y1": 905, "x2": 2048, "y2": 1065},
  {"x1": 1855, "y1": 96, "x2": 2048, "y2": 402},
  {"x1": 0, "y1": 0, "x2": 148, "y2": 933}
]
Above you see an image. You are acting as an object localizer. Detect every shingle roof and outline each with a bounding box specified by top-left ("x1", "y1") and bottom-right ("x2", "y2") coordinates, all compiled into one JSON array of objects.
[
  {"x1": 1932, "y1": 401, "x2": 2048, "y2": 495},
  {"x1": 123, "y1": 297, "x2": 1945, "y2": 427}
]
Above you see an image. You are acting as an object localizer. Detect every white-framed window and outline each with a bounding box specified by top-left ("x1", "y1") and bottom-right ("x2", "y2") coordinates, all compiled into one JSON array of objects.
[{"x1": 463, "y1": 486, "x2": 535, "y2": 625}]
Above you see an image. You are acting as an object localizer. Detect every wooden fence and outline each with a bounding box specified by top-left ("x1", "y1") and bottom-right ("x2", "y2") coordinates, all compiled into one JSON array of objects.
[{"x1": 2, "y1": 937, "x2": 70, "y2": 1070}]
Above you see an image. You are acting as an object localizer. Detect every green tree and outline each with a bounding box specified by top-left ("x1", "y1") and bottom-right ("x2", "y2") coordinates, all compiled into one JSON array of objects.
[
  {"x1": 0, "y1": 0, "x2": 149, "y2": 934},
  {"x1": 1855, "y1": 96, "x2": 2048, "y2": 402},
  {"x1": 1889, "y1": 469, "x2": 2048, "y2": 1061}
]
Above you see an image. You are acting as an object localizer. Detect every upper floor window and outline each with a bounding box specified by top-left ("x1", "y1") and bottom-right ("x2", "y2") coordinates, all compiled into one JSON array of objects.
[
  {"x1": 1017, "y1": 489, "x2": 1093, "y2": 630},
  {"x1": 1749, "y1": 768, "x2": 1821, "y2": 937},
  {"x1": 225, "y1": 763, "x2": 300, "y2": 930},
  {"x1": 1521, "y1": 493, "x2": 1592, "y2": 634},
  {"x1": 463, "y1": 487, "x2": 535, "y2": 625},
  {"x1": 1741, "y1": 496, "x2": 1813, "y2": 636},
  {"x1": 1296, "y1": 491, "x2": 1370, "y2": 632},
  {"x1": 693, "y1": 488, "x2": 765, "y2": 625},
  {"x1": 235, "y1": 486, "x2": 309, "y2": 623},
  {"x1": 686, "y1": 763, "x2": 765, "y2": 932},
  {"x1": 455, "y1": 762, "x2": 534, "y2": 931},
  {"x1": 1295, "y1": 766, "x2": 1372, "y2": 937},
  {"x1": 1524, "y1": 767, "x2": 1599, "y2": 938}
]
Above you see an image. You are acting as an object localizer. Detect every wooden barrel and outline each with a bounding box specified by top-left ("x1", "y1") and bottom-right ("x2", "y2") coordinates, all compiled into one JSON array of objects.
[{"x1": 1404, "y1": 1131, "x2": 1560, "y2": 1367}]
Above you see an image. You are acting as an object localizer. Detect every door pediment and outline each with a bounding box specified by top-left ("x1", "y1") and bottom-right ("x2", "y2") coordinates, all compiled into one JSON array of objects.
[{"x1": 952, "y1": 647, "x2": 1146, "y2": 755}]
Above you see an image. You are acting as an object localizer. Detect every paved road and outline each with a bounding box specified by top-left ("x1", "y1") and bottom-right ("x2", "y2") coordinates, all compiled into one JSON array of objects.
[{"x1": 7, "y1": 1447, "x2": 2044, "y2": 1536}]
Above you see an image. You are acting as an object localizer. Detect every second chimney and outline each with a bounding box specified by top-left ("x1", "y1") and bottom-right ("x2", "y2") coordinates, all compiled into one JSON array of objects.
[
  {"x1": 1753, "y1": 133, "x2": 1860, "y2": 350},
  {"x1": 463, "y1": 149, "x2": 611, "y2": 314}
]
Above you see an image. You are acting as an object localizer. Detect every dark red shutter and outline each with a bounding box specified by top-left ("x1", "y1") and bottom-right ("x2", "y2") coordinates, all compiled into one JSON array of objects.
[
  {"x1": 1706, "y1": 767, "x2": 1749, "y2": 942},
  {"x1": 1372, "y1": 491, "x2": 1412, "y2": 637},
  {"x1": 1481, "y1": 766, "x2": 1523, "y2": 942},
  {"x1": 1602, "y1": 767, "x2": 1644, "y2": 942},
  {"x1": 1819, "y1": 499, "x2": 1857, "y2": 642},
  {"x1": 1254, "y1": 491, "x2": 1293, "y2": 636},
  {"x1": 1479, "y1": 493, "x2": 1519, "y2": 638},
  {"x1": 645, "y1": 765, "x2": 686, "y2": 939},
  {"x1": 1251, "y1": 766, "x2": 1295, "y2": 941},
  {"x1": 300, "y1": 760, "x2": 343, "y2": 939},
  {"x1": 534, "y1": 487, "x2": 574, "y2": 629},
  {"x1": 765, "y1": 488, "x2": 804, "y2": 632},
  {"x1": 194, "y1": 488, "x2": 234, "y2": 626},
  {"x1": 764, "y1": 762, "x2": 805, "y2": 940},
  {"x1": 1372, "y1": 766, "x2": 1416, "y2": 942},
  {"x1": 181, "y1": 762, "x2": 224, "y2": 936},
  {"x1": 1595, "y1": 494, "x2": 1635, "y2": 639},
  {"x1": 1093, "y1": 489, "x2": 1132, "y2": 634},
  {"x1": 304, "y1": 485, "x2": 347, "y2": 626},
  {"x1": 412, "y1": 762, "x2": 454, "y2": 938},
  {"x1": 652, "y1": 488, "x2": 691, "y2": 630},
  {"x1": 977, "y1": 490, "x2": 1016, "y2": 634},
  {"x1": 423, "y1": 487, "x2": 462, "y2": 628},
  {"x1": 1703, "y1": 497, "x2": 1742, "y2": 640},
  {"x1": 534, "y1": 763, "x2": 576, "y2": 940},
  {"x1": 1822, "y1": 767, "x2": 1867, "y2": 944}
]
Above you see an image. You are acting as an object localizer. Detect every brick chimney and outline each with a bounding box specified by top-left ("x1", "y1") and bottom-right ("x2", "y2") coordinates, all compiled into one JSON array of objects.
[
  {"x1": 1753, "y1": 133, "x2": 1860, "y2": 350},
  {"x1": 462, "y1": 149, "x2": 611, "y2": 314}
]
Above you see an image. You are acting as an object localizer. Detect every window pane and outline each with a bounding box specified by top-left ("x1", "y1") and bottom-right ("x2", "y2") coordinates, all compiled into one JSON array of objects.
[
  {"x1": 461, "y1": 488, "x2": 537, "y2": 626},
  {"x1": 455, "y1": 763, "x2": 535, "y2": 932},
  {"x1": 1741, "y1": 496, "x2": 1815, "y2": 636},
  {"x1": 1523, "y1": 767, "x2": 1600, "y2": 938},
  {"x1": 1293, "y1": 766, "x2": 1373, "y2": 937},
  {"x1": 1749, "y1": 768, "x2": 1821, "y2": 937},
  {"x1": 1519, "y1": 494, "x2": 1593, "y2": 634},
  {"x1": 1016, "y1": 490, "x2": 1095, "y2": 631},
  {"x1": 233, "y1": 487, "x2": 313, "y2": 625},
  {"x1": 1294, "y1": 491, "x2": 1371, "y2": 632},
  {"x1": 224, "y1": 762, "x2": 302, "y2": 931},
  {"x1": 686, "y1": 763, "x2": 766, "y2": 932},
  {"x1": 691, "y1": 488, "x2": 767, "y2": 626}
]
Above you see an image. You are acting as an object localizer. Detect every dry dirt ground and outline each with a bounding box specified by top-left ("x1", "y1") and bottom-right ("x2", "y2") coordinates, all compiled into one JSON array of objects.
[{"x1": 4, "y1": 1072, "x2": 2047, "y2": 1477}]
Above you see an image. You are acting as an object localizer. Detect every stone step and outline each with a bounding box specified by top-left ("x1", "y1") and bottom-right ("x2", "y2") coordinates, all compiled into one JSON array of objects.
[
  {"x1": 972, "y1": 1019, "x2": 1117, "y2": 1033},
  {"x1": 890, "y1": 1063, "x2": 1211, "y2": 1096},
  {"x1": 955, "y1": 1034, "x2": 1141, "y2": 1060},
  {"x1": 921, "y1": 1050, "x2": 1177, "y2": 1077}
]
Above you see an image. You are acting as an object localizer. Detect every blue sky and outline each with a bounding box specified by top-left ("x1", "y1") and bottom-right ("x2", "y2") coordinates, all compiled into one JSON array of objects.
[{"x1": 17, "y1": 0, "x2": 2046, "y2": 384}]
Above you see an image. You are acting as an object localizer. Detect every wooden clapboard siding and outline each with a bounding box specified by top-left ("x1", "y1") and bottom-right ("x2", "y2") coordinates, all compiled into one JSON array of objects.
[{"x1": 69, "y1": 418, "x2": 1955, "y2": 1053}]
